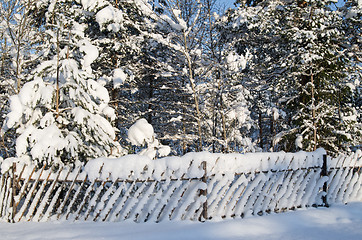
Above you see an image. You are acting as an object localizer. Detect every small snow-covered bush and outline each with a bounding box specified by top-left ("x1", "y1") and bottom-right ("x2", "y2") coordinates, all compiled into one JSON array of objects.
[{"x1": 128, "y1": 118, "x2": 170, "y2": 159}]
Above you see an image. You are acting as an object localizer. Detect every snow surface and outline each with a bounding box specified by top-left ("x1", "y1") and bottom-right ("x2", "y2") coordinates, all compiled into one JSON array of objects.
[{"x1": 1, "y1": 203, "x2": 362, "y2": 240}]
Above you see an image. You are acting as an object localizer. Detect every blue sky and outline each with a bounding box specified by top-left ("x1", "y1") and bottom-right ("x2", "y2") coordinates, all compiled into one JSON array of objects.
[{"x1": 219, "y1": 0, "x2": 237, "y2": 9}]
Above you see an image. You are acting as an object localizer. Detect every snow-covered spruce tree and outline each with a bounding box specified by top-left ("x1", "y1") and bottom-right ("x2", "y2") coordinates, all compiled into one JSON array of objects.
[
  {"x1": 201, "y1": 42, "x2": 256, "y2": 153},
  {"x1": 341, "y1": 0, "x2": 362, "y2": 149},
  {"x1": 217, "y1": 0, "x2": 287, "y2": 151},
  {"x1": 275, "y1": 0, "x2": 357, "y2": 154},
  {"x1": 2, "y1": 0, "x2": 122, "y2": 166},
  {"x1": 191, "y1": 0, "x2": 255, "y2": 153},
  {"x1": 76, "y1": 0, "x2": 152, "y2": 139},
  {"x1": 135, "y1": 0, "x2": 207, "y2": 153},
  {"x1": 72, "y1": 0, "x2": 193, "y2": 154},
  {"x1": 0, "y1": 0, "x2": 41, "y2": 158}
]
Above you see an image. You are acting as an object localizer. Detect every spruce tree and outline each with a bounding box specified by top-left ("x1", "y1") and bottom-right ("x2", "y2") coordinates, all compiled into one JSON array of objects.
[{"x1": 2, "y1": 0, "x2": 122, "y2": 166}]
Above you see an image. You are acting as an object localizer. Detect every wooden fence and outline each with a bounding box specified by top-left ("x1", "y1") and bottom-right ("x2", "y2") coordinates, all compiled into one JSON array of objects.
[{"x1": 0, "y1": 150, "x2": 361, "y2": 223}]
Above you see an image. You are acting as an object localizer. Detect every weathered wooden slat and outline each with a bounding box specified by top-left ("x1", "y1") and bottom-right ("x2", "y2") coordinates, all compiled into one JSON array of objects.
[
  {"x1": 36, "y1": 167, "x2": 64, "y2": 221},
  {"x1": 137, "y1": 181, "x2": 165, "y2": 222},
  {"x1": 101, "y1": 180, "x2": 125, "y2": 221},
  {"x1": 14, "y1": 165, "x2": 37, "y2": 210},
  {"x1": 26, "y1": 169, "x2": 53, "y2": 221},
  {"x1": 1, "y1": 176, "x2": 11, "y2": 220},
  {"x1": 93, "y1": 180, "x2": 119, "y2": 222},
  {"x1": 149, "y1": 180, "x2": 182, "y2": 222},
  {"x1": 15, "y1": 165, "x2": 46, "y2": 222},
  {"x1": 131, "y1": 181, "x2": 157, "y2": 222},
  {"x1": 74, "y1": 179, "x2": 98, "y2": 221},
  {"x1": 349, "y1": 170, "x2": 362, "y2": 201},
  {"x1": 84, "y1": 181, "x2": 107, "y2": 221},
  {"x1": 42, "y1": 167, "x2": 73, "y2": 221},
  {"x1": 167, "y1": 180, "x2": 193, "y2": 221},
  {"x1": 64, "y1": 176, "x2": 88, "y2": 221},
  {"x1": 57, "y1": 166, "x2": 83, "y2": 219},
  {"x1": 0, "y1": 172, "x2": 8, "y2": 217},
  {"x1": 109, "y1": 181, "x2": 137, "y2": 222},
  {"x1": 222, "y1": 174, "x2": 249, "y2": 218}
]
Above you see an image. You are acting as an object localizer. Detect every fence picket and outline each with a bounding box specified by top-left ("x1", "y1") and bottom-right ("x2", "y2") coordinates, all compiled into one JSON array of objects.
[
  {"x1": 1, "y1": 177, "x2": 11, "y2": 220},
  {"x1": 64, "y1": 176, "x2": 88, "y2": 221},
  {"x1": 84, "y1": 181, "x2": 107, "y2": 221},
  {"x1": 15, "y1": 165, "x2": 46, "y2": 222},
  {"x1": 0, "y1": 173, "x2": 7, "y2": 217},
  {"x1": 26, "y1": 169, "x2": 53, "y2": 221},
  {"x1": 167, "y1": 180, "x2": 193, "y2": 221},
  {"x1": 109, "y1": 181, "x2": 137, "y2": 221},
  {"x1": 301, "y1": 170, "x2": 321, "y2": 207},
  {"x1": 13, "y1": 166, "x2": 36, "y2": 211},
  {"x1": 224, "y1": 174, "x2": 249, "y2": 218},
  {"x1": 149, "y1": 180, "x2": 182, "y2": 222},
  {"x1": 254, "y1": 172, "x2": 276, "y2": 214},
  {"x1": 93, "y1": 180, "x2": 118, "y2": 222},
  {"x1": 101, "y1": 180, "x2": 125, "y2": 221},
  {"x1": 261, "y1": 172, "x2": 283, "y2": 212},
  {"x1": 137, "y1": 181, "x2": 165, "y2": 222},
  {"x1": 57, "y1": 166, "x2": 82, "y2": 219},
  {"x1": 36, "y1": 167, "x2": 64, "y2": 221},
  {"x1": 349, "y1": 168, "x2": 362, "y2": 201},
  {"x1": 131, "y1": 181, "x2": 157, "y2": 222}
]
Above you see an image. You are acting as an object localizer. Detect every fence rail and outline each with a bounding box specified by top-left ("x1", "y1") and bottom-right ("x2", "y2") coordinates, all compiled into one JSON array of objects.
[{"x1": 0, "y1": 150, "x2": 361, "y2": 223}]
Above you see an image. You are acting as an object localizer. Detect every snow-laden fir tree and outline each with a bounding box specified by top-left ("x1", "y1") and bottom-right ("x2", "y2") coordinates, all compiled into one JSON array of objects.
[
  {"x1": 193, "y1": 0, "x2": 255, "y2": 153},
  {"x1": 0, "y1": 0, "x2": 41, "y2": 158},
  {"x1": 275, "y1": 0, "x2": 358, "y2": 154},
  {"x1": 218, "y1": 0, "x2": 360, "y2": 154},
  {"x1": 217, "y1": 0, "x2": 286, "y2": 151},
  {"x1": 2, "y1": 0, "x2": 123, "y2": 166},
  {"x1": 201, "y1": 42, "x2": 256, "y2": 153},
  {"x1": 129, "y1": 0, "x2": 207, "y2": 154},
  {"x1": 71, "y1": 0, "x2": 193, "y2": 154},
  {"x1": 76, "y1": 0, "x2": 153, "y2": 138},
  {"x1": 341, "y1": 0, "x2": 362, "y2": 149}
]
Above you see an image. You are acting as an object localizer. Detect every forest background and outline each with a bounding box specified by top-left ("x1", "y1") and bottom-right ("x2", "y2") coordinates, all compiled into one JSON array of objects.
[{"x1": 0, "y1": 0, "x2": 361, "y2": 167}]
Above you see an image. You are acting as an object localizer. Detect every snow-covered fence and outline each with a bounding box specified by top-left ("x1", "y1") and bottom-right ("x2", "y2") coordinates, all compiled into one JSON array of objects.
[
  {"x1": 0, "y1": 149, "x2": 361, "y2": 223},
  {"x1": 326, "y1": 151, "x2": 362, "y2": 204}
]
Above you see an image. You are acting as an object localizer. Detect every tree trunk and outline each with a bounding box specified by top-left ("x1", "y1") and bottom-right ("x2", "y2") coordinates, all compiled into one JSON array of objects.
[
  {"x1": 182, "y1": 30, "x2": 203, "y2": 152},
  {"x1": 311, "y1": 71, "x2": 317, "y2": 151}
]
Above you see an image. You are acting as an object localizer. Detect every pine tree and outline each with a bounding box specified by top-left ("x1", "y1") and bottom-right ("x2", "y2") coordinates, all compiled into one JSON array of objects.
[
  {"x1": 218, "y1": 0, "x2": 359, "y2": 154},
  {"x1": 132, "y1": 0, "x2": 207, "y2": 154},
  {"x1": 217, "y1": 0, "x2": 286, "y2": 151},
  {"x1": 0, "y1": 0, "x2": 40, "y2": 158},
  {"x1": 2, "y1": 0, "x2": 122, "y2": 166},
  {"x1": 276, "y1": 0, "x2": 358, "y2": 154},
  {"x1": 341, "y1": 0, "x2": 362, "y2": 149}
]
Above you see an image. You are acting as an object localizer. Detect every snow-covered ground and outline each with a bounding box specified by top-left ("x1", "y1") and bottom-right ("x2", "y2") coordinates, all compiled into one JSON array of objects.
[{"x1": 1, "y1": 203, "x2": 362, "y2": 240}]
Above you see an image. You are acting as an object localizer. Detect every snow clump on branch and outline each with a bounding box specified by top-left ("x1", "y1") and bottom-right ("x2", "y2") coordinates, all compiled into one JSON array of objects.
[{"x1": 128, "y1": 119, "x2": 170, "y2": 159}]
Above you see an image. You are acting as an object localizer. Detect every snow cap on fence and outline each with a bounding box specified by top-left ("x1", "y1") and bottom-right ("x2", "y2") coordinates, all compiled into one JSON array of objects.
[
  {"x1": 84, "y1": 153, "x2": 208, "y2": 181},
  {"x1": 0, "y1": 156, "x2": 33, "y2": 174},
  {"x1": 84, "y1": 149, "x2": 326, "y2": 181}
]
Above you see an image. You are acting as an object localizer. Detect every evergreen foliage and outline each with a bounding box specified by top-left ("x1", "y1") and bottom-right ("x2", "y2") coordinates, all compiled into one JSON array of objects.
[{"x1": 0, "y1": 0, "x2": 361, "y2": 164}]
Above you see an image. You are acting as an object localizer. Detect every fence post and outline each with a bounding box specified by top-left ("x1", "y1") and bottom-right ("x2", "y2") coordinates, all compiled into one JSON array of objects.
[
  {"x1": 11, "y1": 162, "x2": 17, "y2": 223},
  {"x1": 200, "y1": 161, "x2": 208, "y2": 221},
  {"x1": 321, "y1": 154, "x2": 329, "y2": 207}
]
